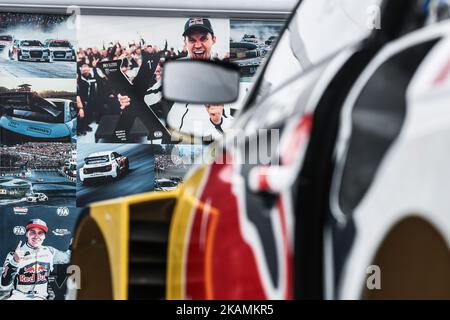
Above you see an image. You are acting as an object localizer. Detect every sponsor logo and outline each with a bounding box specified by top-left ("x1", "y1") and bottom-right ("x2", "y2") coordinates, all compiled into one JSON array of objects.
[
  {"x1": 13, "y1": 207, "x2": 28, "y2": 215},
  {"x1": 19, "y1": 263, "x2": 49, "y2": 284},
  {"x1": 23, "y1": 264, "x2": 47, "y2": 274},
  {"x1": 189, "y1": 18, "x2": 204, "y2": 27},
  {"x1": 13, "y1": 226, "x2": 26, "y2": 235},
  {"x1": 27, "y1": 126, "x2": 51, "y2": 135},
  {"x1": 154, "y1": 131, "x2": 163, "y2": 138},
  {"x1": 57, "y1": 207, "x2": 70, "y2": 217},
  {"x1": 52, "y1": 229, "x2": 71, "y2": 236}
]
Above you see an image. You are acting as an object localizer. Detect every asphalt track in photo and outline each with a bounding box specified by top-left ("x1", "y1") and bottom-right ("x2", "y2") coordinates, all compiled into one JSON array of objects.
[
  {"x1": 0, "y1": 57, "x2": 76, "y2": 78},
  {"x1": 76, "y1": 144, "x2": 155, "y2": 207},
  {"x1": 0, "y1": 170, "x2": 76, "y2": 208}
]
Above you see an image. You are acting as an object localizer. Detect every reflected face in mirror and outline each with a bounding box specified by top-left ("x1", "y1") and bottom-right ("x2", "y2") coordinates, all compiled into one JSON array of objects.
[
  {"x1": 205, "y1": 104, "x2": 224, "y2": 124},
  {"x1": 184, "y1": 31, "x2": 216, "y2": 60}
]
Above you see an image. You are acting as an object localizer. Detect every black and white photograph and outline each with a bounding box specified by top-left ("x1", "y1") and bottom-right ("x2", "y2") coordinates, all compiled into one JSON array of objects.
[
  {"x1": 76, "y1": 143, "x2": 155, "y2": 207},
  {"x1": 0, "y1": 78, "x2": 77, "y2": 145},
  {"x1": 75, "y1": 16, "x2": 231, "y2": 143},
  {"x1": 0, "y1": 13, "x2": 77, "y2": 79}
]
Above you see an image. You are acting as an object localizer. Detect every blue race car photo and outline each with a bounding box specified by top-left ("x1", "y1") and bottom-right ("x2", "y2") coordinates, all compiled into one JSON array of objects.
[{"x1": 0, "y1": 92, "x2": 77, "y2": 144}]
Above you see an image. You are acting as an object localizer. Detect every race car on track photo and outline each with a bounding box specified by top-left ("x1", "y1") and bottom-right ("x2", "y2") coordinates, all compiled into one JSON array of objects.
[
  {"x1": 8, "y1": 39, "x2": 51, "y2": 62},
  {"x1": 79, "y1": 151, "x2": 129, "y2": 184},
  {"x1": 43, "y1": 39, "x2": 76, "y2": 62},
  {"x1": 154, "y1": 178, "x2": 178, "y2": 192},
  {"x1": 26, "y1": 192, "x2": 48, "y2": 203},
  {"x1": 0, "y1": 92, "x2": 77, "y2": 144},
  {"x1": 0, "y1": 34, "x2": 13, "y2": 51}
]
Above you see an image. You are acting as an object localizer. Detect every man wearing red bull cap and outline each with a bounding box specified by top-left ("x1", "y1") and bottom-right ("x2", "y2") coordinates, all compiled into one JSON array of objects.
[
  {"x1": 181, "y1": 17, "x2": 217, "y2": 60},
  {"x1": 1, "y1": 219, "x2": 71, "y2": 300}
]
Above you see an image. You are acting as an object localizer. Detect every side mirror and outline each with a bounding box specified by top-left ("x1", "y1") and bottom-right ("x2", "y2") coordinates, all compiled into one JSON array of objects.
[{"x1": 162, "y1": 60, "x2": 240, "y2": 104}]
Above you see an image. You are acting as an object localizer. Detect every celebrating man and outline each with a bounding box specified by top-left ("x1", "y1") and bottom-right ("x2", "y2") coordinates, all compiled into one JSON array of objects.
[
  {"x1": 118, "y1": 18, "x2": 231, "y2": 141},
  {"x1": 0, "y1": 219, "x2": 71, "y2": 300},
  {"x1": 182, "y1": 17, "x2": 217, "y2": 60}
]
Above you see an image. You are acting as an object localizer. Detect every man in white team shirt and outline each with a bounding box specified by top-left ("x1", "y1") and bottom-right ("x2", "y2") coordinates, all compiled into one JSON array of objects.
[{"x1": 118, "y1": 18, "x2": 232, "y2": 140}]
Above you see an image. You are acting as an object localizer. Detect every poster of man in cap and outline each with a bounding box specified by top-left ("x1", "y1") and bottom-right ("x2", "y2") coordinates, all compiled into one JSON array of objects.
[
  {"x1": 0, "y1": 206, "x2": 80, "y2": 300},
  {"x1": 76, "y1": 16, "x2": 229, "y2": 144}
]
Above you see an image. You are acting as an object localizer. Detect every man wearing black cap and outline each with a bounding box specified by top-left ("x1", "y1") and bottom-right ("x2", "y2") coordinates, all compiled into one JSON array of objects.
[
  {"x1": 118, "y1": 18, "x2": 228, "y2": 140},
  {"x1": 0, "y1": 219, "x2": 71, "y2": 300},
  {"x1": 182, "y1": 17, "x2": 216, "y2": 60}
]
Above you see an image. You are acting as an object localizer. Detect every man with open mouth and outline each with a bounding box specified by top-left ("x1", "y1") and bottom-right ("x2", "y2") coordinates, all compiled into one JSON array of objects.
[{"x1": 182, "y1": 17, "x2": 217, "y2": 60}]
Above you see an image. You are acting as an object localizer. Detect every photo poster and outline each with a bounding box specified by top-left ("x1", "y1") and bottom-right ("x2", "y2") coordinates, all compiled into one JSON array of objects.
[
  {"x1": 0, "y1": 206, "x2": 81, "y2": 300},
  {"x1": 76, "y1": 16, "x2": 230, "y2": 144},
  {"x1": 154, "y1": 144, "x2": 205, "y2": 191},
  {"x1": 0, "y1": 12, "x2": 285, "y2": 300},
  {"x1": 0, "y1": 12, "x2": 79, "y2": 300},
  {"x1": 229, "y1": 20, "x2": 284, "y2": 115},
  {"x1": 76, "y1": 143, "x2": 156, "y2": 207}
]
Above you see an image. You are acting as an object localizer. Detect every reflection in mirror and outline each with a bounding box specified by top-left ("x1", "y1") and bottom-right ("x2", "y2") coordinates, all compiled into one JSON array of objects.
[{"x1": 162, "y1": 60, "x2": 240, "y2": 104}]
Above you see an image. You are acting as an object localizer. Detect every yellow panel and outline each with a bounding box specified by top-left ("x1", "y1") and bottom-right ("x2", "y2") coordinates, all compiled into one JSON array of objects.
[
  {"x1": 90, "y1": 201, "x2": 130, "y2": 300},
  {"x1": 89, "y1": 190, "x2": 180, "y2": 300},
  {"x1": 167, "y1": 165, "x2": 208, "y2": 299}
]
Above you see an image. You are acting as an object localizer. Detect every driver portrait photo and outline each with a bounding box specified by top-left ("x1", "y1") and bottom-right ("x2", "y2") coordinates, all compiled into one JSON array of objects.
[{"x1": 0, "y1": 219, "x2": 71, "y2": 300}]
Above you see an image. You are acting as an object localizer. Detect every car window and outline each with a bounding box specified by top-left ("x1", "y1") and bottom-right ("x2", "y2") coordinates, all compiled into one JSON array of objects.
[{"x1": 250, "y1": 0, "x2": 382, "y2": 105}]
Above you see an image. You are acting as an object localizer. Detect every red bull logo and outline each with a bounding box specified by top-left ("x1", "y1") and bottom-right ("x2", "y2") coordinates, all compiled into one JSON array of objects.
[
  {"x1": 22, "y1": 264, "x2": 48, "y2": 274},
  {"x1": 19, "y1": 263, "x2": 49, "y2": 284}
]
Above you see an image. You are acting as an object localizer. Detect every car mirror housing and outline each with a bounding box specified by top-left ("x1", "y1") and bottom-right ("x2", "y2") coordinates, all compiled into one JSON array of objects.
[{"x1": 162, "y1": 60, "x2": 240, "y2": 104}]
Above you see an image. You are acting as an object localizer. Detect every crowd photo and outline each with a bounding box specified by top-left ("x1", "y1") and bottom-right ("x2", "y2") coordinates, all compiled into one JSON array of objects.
[{"x1": 75, "y1": 16, "x2": 233, "y2": 144}]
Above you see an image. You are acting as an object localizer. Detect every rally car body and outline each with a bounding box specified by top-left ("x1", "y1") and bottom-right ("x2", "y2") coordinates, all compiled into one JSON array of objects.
[
  {"x1": 0, "y1": 34, "x2": 13, "y2": 51},
  {"x1": 79, "y1": 151, "x2": 129, "y2": 183},
  {"x1": 43, "y1": 39, "x2": 76, "y2": 61},
  {"x1": 8, "y1": 39, "x2": 50, "y2": 62},
  {"x1": 0, "y1": 93, "x2": 76, "y2": 143}
]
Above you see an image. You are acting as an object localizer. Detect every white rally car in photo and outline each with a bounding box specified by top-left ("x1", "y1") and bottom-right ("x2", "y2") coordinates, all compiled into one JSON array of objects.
[
  {"x1": 26, "y1": 192, "x2": 48, "y2": 203},
  {"x1": 43, "y1": 39, "x2": 76, "y2": 61},
  {"x1": 79, "y1": 151, "x2": 129, "y2": 184},
  {"x1": 8, "y1": 39, "x2": 51, "y2": 62}
]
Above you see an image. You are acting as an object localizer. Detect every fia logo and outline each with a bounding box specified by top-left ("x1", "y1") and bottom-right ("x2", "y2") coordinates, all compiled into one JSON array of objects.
[
  {"x1": 57, "y1": 207, "x2": 70, "y2": 217},
  {"x1": 154, "y1": 131, "x2": 163, "y2": 138},
  {"x1": 13, "y1": 226, "x2": 26, "y2": 236}
]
